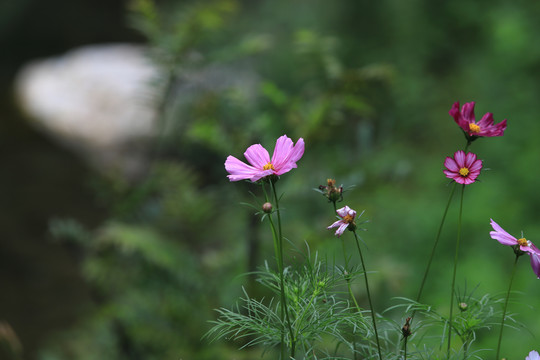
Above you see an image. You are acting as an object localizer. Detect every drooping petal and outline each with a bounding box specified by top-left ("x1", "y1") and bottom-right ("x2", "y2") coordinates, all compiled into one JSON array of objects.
[
  {"x1": 529, "y1": 252, "x2": 540, "y2": 279},
  {"x1": 489, "y1": 219, "x2": 518, "y2": 246},
  {"x1": 225, "y1": 156, "x2": 262, "y2": 181},
  {"x1": 327, "y1": 219, "x2": 344, "y2": 229},
  {"x1": 444, "y1": 157, "x2": 459, "y2": 172},
  {"x1": 244, "y1": 144, "x2": 271, "y2": 168},
  {"x1": 335, "y1": 222, "x2": 349, "y2": 237}
]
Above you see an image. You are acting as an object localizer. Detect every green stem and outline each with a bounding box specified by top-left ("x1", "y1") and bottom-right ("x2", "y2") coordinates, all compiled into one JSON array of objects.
[
  {"x1": 261, "y1": 183, "x2": 286, "y2": 359},
  {"x1": 495, "y1": 254, "x2": 520, "y2": 360},
  {"x1": 333, "y1": 202, "x2": 359, "y2": 360},
  {"x1": 447, "y1": 184, "x2": 465, "y2": 358},
  {"x1": 270, "y1": 180, "x2": 296, "y2": 359},
  {"x1": 416, "y1": 182, "x2": 457, "y2": 305},
  {"x1": 352, "y1": 230, "x2": 383, "y2": 360}
]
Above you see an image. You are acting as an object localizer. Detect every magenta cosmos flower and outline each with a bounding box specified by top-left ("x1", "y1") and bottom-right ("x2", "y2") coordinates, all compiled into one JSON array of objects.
[
  {"x1": 449, "y1": 101, "x2": 507, "y2": 140},
  {"x1": 490, "y1": 219, "x2": 540, "y2": 279},
  {"x1": 328, "y1": 206, "x2": 357, "y2": 237},
  {"x1": 225, "y1": 135, "x2": 304, "y2": 182},
  {"x1": 526, "y1": 351, "x2": 540, "y2": 360},
  {"x1": 443, "y1": 150, "x2": 483, "y2": 185}
]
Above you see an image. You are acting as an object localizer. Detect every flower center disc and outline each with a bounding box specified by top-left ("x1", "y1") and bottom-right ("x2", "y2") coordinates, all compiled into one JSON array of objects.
[
  {"x1": 518, "y1": 238, "x2": 529, "y2": 247},
  {"x1": 343, "y1": 215, "x2": 354, "y2": 224},
  {"x1": 469, "y1": 123, "x2": 481, "y2": 133},
  {"x1": 263, "y1": 162, "x2": 275, "y2": 171},
  {"x1": 459, "y1": 167, "x2": 470, "y2": 177}
]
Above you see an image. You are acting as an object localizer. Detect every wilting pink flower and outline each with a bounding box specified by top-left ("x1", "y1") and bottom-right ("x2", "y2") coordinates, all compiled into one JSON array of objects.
[
  {"x1": 328, "y1": 206, "x2": 357, "y2": 237},
  {"x1": 526, "y1": 350, "x2": 540, "y2": 360},
  {"x1": 443, "y1": 150, "x2": 483, "y2": 185},
  {"x1": 490, "y1": 219, "x2": 540, "y2": 279},
  {"x1": 225, "y1": 135, "x2": 304, "y2": 182},
  {"x1": 449, "y1": 101, "x2": 507, "y2": 139}
]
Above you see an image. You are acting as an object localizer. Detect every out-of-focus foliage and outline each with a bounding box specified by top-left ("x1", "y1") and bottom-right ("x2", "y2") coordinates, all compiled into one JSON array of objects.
[{"x1": 37, "y1": 0, "x2": 540, "y2": 358}]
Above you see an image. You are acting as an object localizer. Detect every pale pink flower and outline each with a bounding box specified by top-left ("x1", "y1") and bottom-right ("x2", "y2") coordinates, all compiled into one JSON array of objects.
[
  {"x1": 490, "y1": 219, "x2": 540, "y2": 279},
  {"x1": 328, "y1": 206, "x2": 357, "y2": 237},
  {"x1": 449, "y1": 101, "x2": 507, "y2": 139},
  {"x1": 225, "y1": 135, "x2": 304, "y2": 182},
  {"x1": 443, "y1": 150, "x2": 483, "y2": 185},
  {"x1": 526, "y1": 350, "x2": 540, "y2": 360}
]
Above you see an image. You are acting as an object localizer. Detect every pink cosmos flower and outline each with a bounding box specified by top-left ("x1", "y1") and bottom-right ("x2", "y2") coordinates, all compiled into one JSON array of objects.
[
  {"x1": 328, "y1": 206, "x2": 357, "y2": 237},
  {"x1": 225, "y1": 135, "x2": 305, "y2": 182},
  {"x1": 490, "y1": 219, "x2": 540, "y2": 279},
  {"x1": 526, "y1": 351, "x2": 540, "y2": 360},
  {"x1": 449, "y1": 101, "x2": 507, "y2": 139},
  {"x1": 443, "y1": 150, "x2": 483, "y2": 185}
]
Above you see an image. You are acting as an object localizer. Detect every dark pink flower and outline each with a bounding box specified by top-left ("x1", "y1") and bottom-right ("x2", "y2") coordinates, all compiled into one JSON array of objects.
[
  {"x1": 328, "y1": 206, "x2": 357, "y2": 237},
  {"x1": 225, "y1": 135, "x2": 304, "y2": 182},
  {"x1": 449, "y1": 101, "x2": 507, "y2": 140},
  {"x1": 490, "y1": 219, "x2": 540, "y2": 279},
  {"x1": 443, "y1": 150, "x2": 483, "y2": 185}
]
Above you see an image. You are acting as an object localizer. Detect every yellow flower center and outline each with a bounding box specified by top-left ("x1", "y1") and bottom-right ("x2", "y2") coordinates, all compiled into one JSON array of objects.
[
  {"x1": 343, "y1": 214, "x2": 354, "y2": 224},
  {"x1": 518, "y1": 238, "x2": 529, "y2": 247},
  {"x1": 263, "y1": 162, "x2": 275, "y2": 171},
  {"x1": 459, "y1": 167, "x2": 470, "y2": 177},
  {"x1": 469, "y1": 123, "x2": 481, "y2": 133}
]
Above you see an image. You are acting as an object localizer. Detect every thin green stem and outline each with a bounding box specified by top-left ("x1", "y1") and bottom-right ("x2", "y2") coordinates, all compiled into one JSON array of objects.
[
  {"x1": 261, "y1": 183, "x2": 286, "y2": 359},
  {"x1": 447, "y1": 184, "x2": 465, "y2": 358},
  {"x1": 341, "y1": 240, "x2": 362, "y2": 314},
  {"x1": 270, "y1": 180, "x2": 296, "y2": 359},
  {"x1": 416, "y1": 182, "x2": 457, "y2": 305},
  {"x1": 495, "y1": 254, "x2": 520, "y2": 360},
  {"x1": 332, "y1": 202, "x2": 359, "y2": 360},
  {"x1": 352, "y1": 230, "x2": 382, "y2": 360}
]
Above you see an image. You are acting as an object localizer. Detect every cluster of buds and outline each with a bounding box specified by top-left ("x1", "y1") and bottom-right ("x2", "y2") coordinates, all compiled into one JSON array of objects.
[{"x1": 318, "y1": 179, "x2": 343, "y2": 204}]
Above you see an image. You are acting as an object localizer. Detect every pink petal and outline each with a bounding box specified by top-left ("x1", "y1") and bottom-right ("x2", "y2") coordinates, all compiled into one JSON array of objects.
[
  {"x1": 327, "y1": 219, "x2": 344, "y2": 229},
  {"x1": 444, "y1": 157, "x2": 459, "y2": 172},
  {"x1": 489, "y1": 219, "x2": 518, "y2": 246},
  {"x1": 271, "y1": 135, "x2": 294, "y2": 169},
  {"x1": 244, "y1": 144, "x2": 270, "y2": 168},
  {"x1": 335, "y1": 223, "x2": 349, "y2": 237},
  {"x1": 529, "y1": 252, "x2": 540, "y2": 279},
  {"x1": 336, "y1": 206, "x2": 355, "y2": 219},
  {"x1": 526, "y1": 351, "x2": 540, "y2": 360},
  {"x1": 468, "y1": 159, "x2": 483, "y2": 173},
  {"x1": 225, "y1": 155, "x2": 261, "y2": 181},
  {"x1": 289, "y1": 138, "x2": 305, "y2": 163},
  {"x1": 454, "y1": 150, "x2": 466, "y2": 168},
  {"x1": 461, "y1": 102, "x2": 476, "y2": 123},
  {"x1": 464, "y1": 152, "x2": 478, "y2": 168},
  {"x1": 477, "y1": 112, "x2": 494, "y2": 127}
]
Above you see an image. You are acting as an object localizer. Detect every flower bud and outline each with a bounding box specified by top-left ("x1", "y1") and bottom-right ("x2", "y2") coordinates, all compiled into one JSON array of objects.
[
  {"x1": 458, "y1": 302, "x2": 468, "y2": 311},
  {"x1": 318, "y1": 179, "x2": 343, "y2": 203},
  {"x1": 262, "y1": 202, "x2": 273, "y2": 213},
  {"x1": 401, "y1": 317, "x2": 412, "y2": 338}
]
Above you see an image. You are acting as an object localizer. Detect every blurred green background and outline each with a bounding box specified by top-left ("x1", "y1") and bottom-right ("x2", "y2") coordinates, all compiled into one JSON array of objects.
[{"x1": 1, "y1": 0, "x2": 540, "y2": 359}]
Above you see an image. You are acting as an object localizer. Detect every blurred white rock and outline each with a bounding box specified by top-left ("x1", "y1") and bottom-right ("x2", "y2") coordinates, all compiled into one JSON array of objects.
[{"x1": 15, "y1": 44, "x2": 160, "y2": 178}]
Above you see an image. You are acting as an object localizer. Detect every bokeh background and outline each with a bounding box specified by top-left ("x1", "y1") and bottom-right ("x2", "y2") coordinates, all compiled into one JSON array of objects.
[{"x1": 2, "y1": 0, "x2": 540, "y2": 359}]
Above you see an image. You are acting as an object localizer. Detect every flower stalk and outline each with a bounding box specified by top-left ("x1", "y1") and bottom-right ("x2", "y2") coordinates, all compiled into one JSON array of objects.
[
  {"x1": 447, "y1": 184, "x2": 465, "y2": 357},
  {"x1": 495, "y1": 254, "x2": 519, "y2": 360}
]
